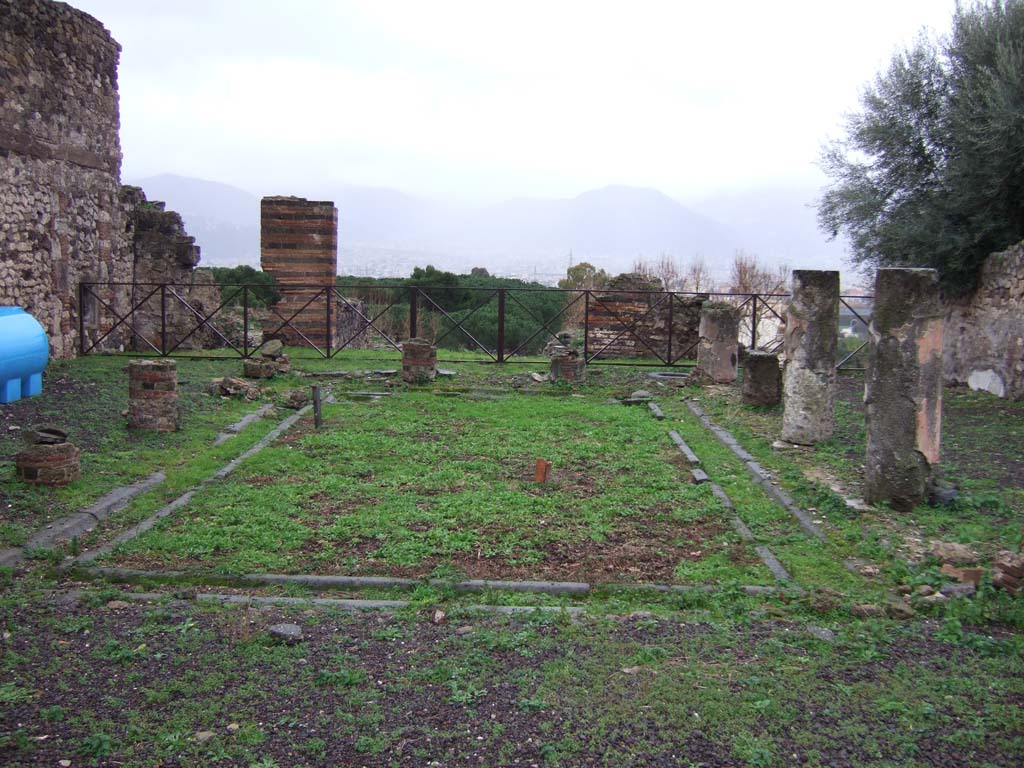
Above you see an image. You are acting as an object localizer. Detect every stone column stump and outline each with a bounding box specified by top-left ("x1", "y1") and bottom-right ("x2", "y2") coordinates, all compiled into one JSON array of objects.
[
  {"x1": 401, "y1": 338, "x2": 437, "y2": 384},
  {"x1": 782, "y1": 270, "x2": 839, "y2": 444},
  {"x1": 128, "y1": 359, "x2": 181, "y2": 431},
  {"x1": 865, "y1": 268, "x2": 944, "y2": 511},
  {"x1": 549, "y1": 348, "x2": 586, "y2": 384},
  {"x1": 16, "y1": 433, "x2": 80, "y2": 486},
  {"x1": 695, "y1": 303, "x2": 740, "y2": 383},
  {"x1": 742, "y1": 351, "x2": 782, "y2": 405}
]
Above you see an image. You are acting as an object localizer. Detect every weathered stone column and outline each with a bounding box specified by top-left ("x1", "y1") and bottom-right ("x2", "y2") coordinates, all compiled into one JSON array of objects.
[
  {"x1": 695, "y1": 303, "x2": 739, "y2": 383},
  {"x1": 742, "y1": 351, "x2": 782, "y2": 405},
  {"x1": 781, "y1": 270, "x2": 839, "y2": 444},
  {"x1": 865, "y1": 268, "x2": 943, "y2": 511},
  {"x1": 128, "y1": 359, "x2": 181, "y2": 431},
  {"x1": 401, "y1": 338, "x2": 437, "y2": 383}
]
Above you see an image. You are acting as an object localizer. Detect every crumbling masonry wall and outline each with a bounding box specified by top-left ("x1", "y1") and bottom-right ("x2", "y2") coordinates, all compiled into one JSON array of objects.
[
  {"x1": 0, "y1": 0, "x2": 130, "y2": 358},
  {"x1": 944, "y1": 240, "x2": 1024, "y2": 399},
  {"x1": 585, "y1": 273, "x2": 706, "y2": 360},
  {"x1": 120, "y1": 187, "x2": 221, "y2": 353}
]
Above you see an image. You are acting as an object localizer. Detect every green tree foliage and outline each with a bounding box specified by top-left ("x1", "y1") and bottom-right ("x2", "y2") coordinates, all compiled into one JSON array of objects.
[
  {"x1": 208, "y1": 265, "x2": 280, "y2": 307},
  {"x1": 336, "y1": 269, "x2": 565, "y2": 354},
  {"x1": 558, "y1": 262, "x2": 609, "y2": 291},
  {"x1": 819, "y1": 0, "x2": 1024, "y2": 294}
]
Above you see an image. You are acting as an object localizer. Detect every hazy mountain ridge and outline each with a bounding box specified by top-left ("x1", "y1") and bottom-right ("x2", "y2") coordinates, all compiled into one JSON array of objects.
[{"x1": 132, "y1": 174, "x2": 849, "y2": 282}]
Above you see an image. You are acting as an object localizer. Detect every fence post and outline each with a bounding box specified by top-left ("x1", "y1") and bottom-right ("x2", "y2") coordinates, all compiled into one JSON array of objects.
[
  {"x1": 160, "y1": 284, "x2": 167, "y2": 356},
  {"x1": 242, "y1": 285, "x2": 249, "y2": 358},
  {"x1": 409, "y1": 287, "x2": 418, "y2": 339},
  {"x1": 750, "y1": 295, "x2": 758, "y2": 350},
  {"x1": 583, "y1": 290, "x2": 590, "y2": 361},
  {"x1": 666, "y1": 291, "x2": 674, "y2": 364},
  {"x1": 325, "y1": 287, "x2": 333, "y2": 358},
  {"x1": 312, "y1": 385, "x2": 323, "y2": 429},
  {"x1": 497, "y1": 288, "x2": 506, "y2": 363}
]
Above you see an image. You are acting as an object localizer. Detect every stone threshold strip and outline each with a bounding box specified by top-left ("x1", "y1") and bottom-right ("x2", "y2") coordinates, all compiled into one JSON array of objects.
[
  {"x1": 659, "y1": 409, "x2": 796, "y2": 585},
  {"x1": 0, "y1": 404, "x2": 281, "y2": 569},
  {"x1": 684, "y1": 400, "x2": 826, "y2": 541},
  {"x1": 69, "y1": 564, "x2": 785, "y2": 600},
  {"x1": 114, "y1": 591, "x2": 588, "y2": 617}
]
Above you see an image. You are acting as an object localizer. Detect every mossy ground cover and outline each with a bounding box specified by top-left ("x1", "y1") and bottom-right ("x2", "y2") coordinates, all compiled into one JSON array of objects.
[{"x1": 2, "y1": 352, "x2": 1023, "y2": 766}]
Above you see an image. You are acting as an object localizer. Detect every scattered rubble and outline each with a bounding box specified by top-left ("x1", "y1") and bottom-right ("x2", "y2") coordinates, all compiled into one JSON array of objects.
[
  {"x1": 993, "y1": 551, "x2": 1023, "y2": 595},
  {"x1": 929, "y1": 541, "x2": 979, "y2": 565}
]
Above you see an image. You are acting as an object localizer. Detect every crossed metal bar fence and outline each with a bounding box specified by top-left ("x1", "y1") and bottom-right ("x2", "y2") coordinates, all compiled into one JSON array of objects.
[{"x1": 78, "y1": 281, "x2": 871, "y2": 369}]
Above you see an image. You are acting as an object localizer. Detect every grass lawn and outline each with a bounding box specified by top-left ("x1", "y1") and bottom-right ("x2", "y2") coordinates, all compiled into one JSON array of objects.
[
  {"x1": 105, "y1": 390, "x2": 763, "y2": 585},
  {"x1": 2, "y1": 351, "x2": 1023, "y2": 767}
]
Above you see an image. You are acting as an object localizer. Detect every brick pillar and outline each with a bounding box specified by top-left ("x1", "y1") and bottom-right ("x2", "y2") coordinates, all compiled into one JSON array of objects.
[
  {"x1": 260, "y1": 197, "x2": 338, "y2": 350},
  {"x1": 128, "y1": 359, "x2": 180, "y2": 431},
  {"x1": 402, "y1": 338, "x2": 437, "y2": 383},
  {"x1": 695, "y1": 303, "x2": 739, "y2": 383},
  {"x1": 781, "y1": 270, "x2": 839, "y2": 444},
  {"x1": 549, "y1": 349, "x2": 586, "y2": 384},
  {"x1": 865, "y1": 268, "x2": 944, "y2": 511}
]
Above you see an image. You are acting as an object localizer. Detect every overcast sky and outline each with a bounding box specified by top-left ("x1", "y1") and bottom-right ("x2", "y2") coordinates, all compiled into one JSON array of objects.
[{"x1": 71, "y1": 0, "x2": 959, "y2": 204}]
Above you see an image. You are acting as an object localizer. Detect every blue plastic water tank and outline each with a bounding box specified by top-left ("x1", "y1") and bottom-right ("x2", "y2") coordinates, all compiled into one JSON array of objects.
[{"x1": 0, "y1": 307, "x2": 49, "y2": 404}]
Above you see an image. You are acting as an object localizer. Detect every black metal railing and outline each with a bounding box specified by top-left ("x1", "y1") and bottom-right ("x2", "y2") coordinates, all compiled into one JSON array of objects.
[{"x1": 77, "y1": 281, "x2": 872, "y2": 369}]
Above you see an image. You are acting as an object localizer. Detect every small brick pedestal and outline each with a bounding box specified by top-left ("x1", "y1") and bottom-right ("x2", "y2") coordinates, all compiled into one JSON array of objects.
[
  {"x1": 549, "y1": 348, "x2": 586, "y2": 383},
  {"x1": 16, "y1": 441, "x2": 80, "y2": 486},
  {"x1": 402, "y1": 339, "x2": 437, "y2": 384},
  {"x1": 742, "y1": 351, "x2": 782, "y2": 405},
  {"x1": 128, "y1": 359, "x2": 181, "y2": 431}
]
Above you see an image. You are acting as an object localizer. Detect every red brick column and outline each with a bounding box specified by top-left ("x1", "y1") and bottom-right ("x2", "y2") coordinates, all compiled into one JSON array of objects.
[
  {"x1": 128, "y1": 359, "x2": 180, "y2": 431},
  {"x1": 260, "y1": 196, "x2": 339, "y2": 350}
]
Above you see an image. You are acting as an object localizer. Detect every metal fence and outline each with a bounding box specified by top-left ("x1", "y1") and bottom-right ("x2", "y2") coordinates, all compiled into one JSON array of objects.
[{"x1": 78, "y1": 281, "x2": 873, "y2": 369}]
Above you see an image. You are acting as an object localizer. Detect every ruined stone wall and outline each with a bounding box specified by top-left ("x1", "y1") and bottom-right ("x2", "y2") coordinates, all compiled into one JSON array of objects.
[
  {"x1": 120, "y1": 187, "x2": 221, "y2": 352},
  {"x1": 586, "y1": 273, "x2": 706, "y2": 360},
  {"x1": 944, "y1": 241, "x2": 1024, "y2": 399},
  {"x1": 0, "y1": 0, "x2": 129, "y2": 358}
]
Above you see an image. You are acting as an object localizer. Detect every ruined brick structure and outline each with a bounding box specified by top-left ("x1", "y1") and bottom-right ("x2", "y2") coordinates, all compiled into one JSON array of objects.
[
  {"x1": 260, "y1": 196, "x2": 368, "y2": 351},
  {"x1": 585, "y1": 273, "x2": 706, "y2": 360},
  {"x1": 0, "y1": 0, "x2": 215, "y2": 358},
  {"x1": 944, "y1": 240, "x2": 1024, "y2": 399}
]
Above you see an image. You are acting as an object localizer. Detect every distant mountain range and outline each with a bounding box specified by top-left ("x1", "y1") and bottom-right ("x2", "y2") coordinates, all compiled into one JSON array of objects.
[{"x1": 132, "y1": 173, "x2": 850, "y2": 284}]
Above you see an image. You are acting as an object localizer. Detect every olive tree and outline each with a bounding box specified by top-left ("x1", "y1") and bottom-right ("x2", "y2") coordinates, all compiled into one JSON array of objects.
[{"x1": 819, "y1": 0, "x2": 1024, "y2": 294}]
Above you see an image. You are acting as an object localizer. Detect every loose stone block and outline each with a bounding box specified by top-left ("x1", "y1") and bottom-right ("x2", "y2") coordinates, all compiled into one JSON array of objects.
[
  {"x1": 742, "y1": 351, "x2": 782, "y2": 405},
  {"x1": 128, "y1": 359, "x2": 180, "y2": 431},
  {"x1": 243, "y1": 358, "x2": 277, "y2": 379},
  {"x1": 549, "y1": 348, "x2": 586, "y2": 383},
  {"x1": 782, "y1": 270, "x2": 839, "y2": 444},
  {"x1": 865, "y1": 268, "x2": 943, "y2": 511},
  {"x1": 401, "y1": 338, "x2": 437, "y2": 384},
  {"x1": 15, "y1": 441, "x2": 81, "y2": 486},
  {"x1": 695, "y1": 303, "x2": 739, "y2": 383}
]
